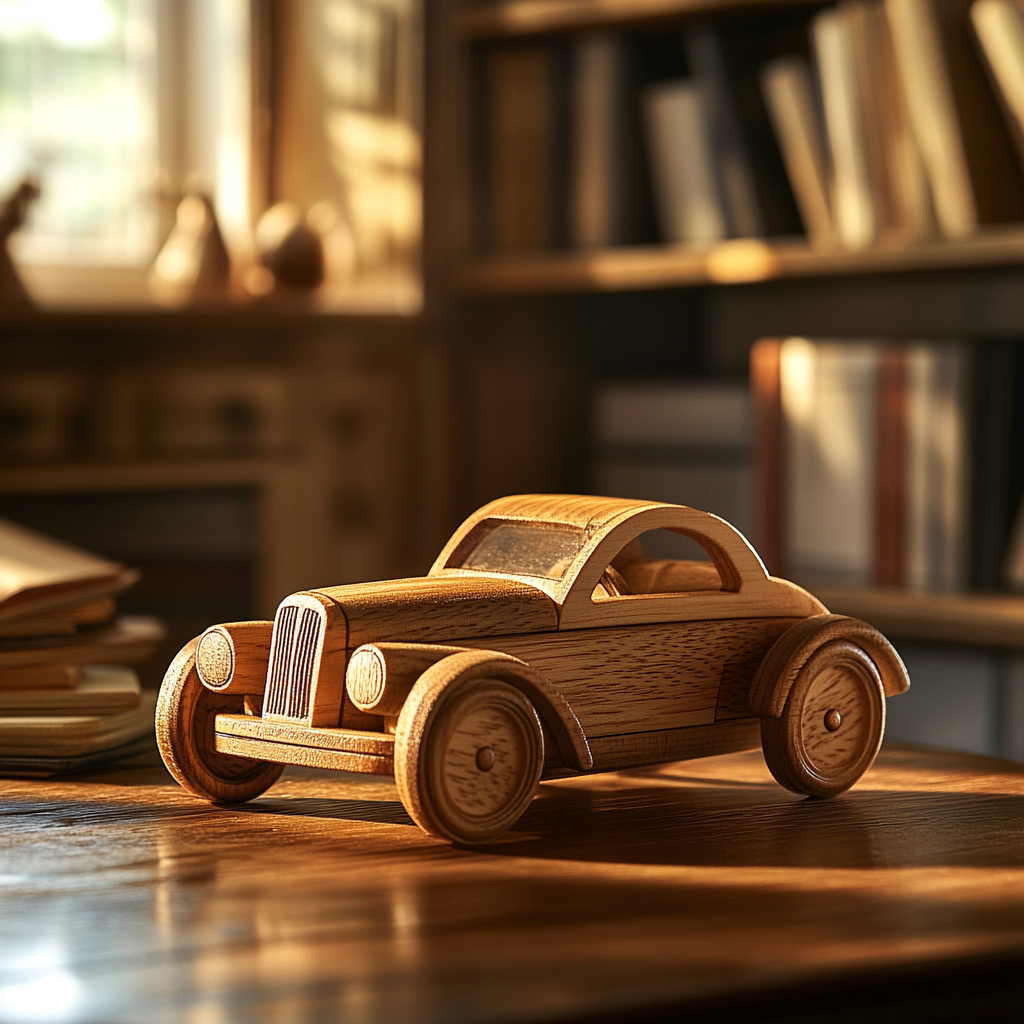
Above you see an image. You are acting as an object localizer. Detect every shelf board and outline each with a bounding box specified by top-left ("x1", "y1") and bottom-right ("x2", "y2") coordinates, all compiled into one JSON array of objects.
[
  {"x1": 0, "y1": 459, "x2": 293, "y2": 495},
  {"x1": 456, "y1": 0, "x2": 816, "y2": 38},
  {"x1": 457, "y1": 229, "x2": 1024, "y2": 294},
  {"x1": 814, "y1": 587, "x2": 1024, "y2": 649}
]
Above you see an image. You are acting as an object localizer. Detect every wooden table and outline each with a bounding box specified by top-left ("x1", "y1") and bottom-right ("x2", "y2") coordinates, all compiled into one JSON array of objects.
[{"x1": 1, "y1": 743, "x2": 1022, "y2": 1024}]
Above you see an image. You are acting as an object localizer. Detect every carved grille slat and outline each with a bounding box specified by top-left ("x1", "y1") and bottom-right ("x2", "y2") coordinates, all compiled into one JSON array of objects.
[{"x1": 265, "y1": 604, "x2": 322, "y2": 721}]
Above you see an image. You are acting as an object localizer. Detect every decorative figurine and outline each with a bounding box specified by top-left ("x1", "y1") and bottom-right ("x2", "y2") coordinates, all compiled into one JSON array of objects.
[
  {"x1": 156, "y1": 495, "x2": 909, "y2": 844},
  {"x1": 0, "y1": 178, "x2": 39, "y2": 312}
]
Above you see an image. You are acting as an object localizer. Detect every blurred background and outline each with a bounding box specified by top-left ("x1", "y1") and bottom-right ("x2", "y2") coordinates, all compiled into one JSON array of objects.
[{"x1": 2, "y1": 0, "x2": 1024, "y2": 758}]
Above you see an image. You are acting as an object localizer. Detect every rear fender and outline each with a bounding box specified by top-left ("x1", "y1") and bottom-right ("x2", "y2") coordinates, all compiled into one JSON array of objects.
[{"x1": 748, "y1": 614, "x2": 910, "y2": 719}]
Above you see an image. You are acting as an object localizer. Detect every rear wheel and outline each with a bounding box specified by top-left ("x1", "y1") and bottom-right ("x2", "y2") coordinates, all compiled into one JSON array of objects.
[
  {"x1": 156, "y1": 637, "x2": 283, "y2": 804},
  {"x1": 760, "y1": 638, "x2": 885, "y2": 797},
  {"x1": 395, "y1": 657, "x2": 544, "y2": 844}
]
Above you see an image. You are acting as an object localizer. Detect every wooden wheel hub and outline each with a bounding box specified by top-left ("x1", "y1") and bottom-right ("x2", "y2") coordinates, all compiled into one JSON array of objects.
[
  {"x1": 761, "y1": 637, "x2": 886, "y2": 798},
  {"x1": 396, "y1": 667, "x2": 544, "y2": 844}
]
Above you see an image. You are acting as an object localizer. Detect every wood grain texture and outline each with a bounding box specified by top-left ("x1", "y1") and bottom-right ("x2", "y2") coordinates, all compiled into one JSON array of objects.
[
  {"x1": 456, "y1": 618, "x2": 802, "y2": 737},
  {"x1": 587, "y1": 718, "x2": 762, "y2": 772},
  {"x1": 346, "y1": 643, "x2": 466, "y2": 715},
  {"x1": 761, "y1": 640, "x2": 886, "y2": 797},
  {"x1": 748, "y1": 614, "x2": 910, "y2": 719},
  {"x1": 315, "y1": 575, "x2": 558, "y2": 647},
  {"x1": 215, "y1": 713, "x2": 395, "y2": 756},
  {"x1": 2, "y1": 743, "x2": 1021, "y2": 1023},
  {"x1": 214, "y1": 733, "x2": 394, "y2": 775},
  {"x1": 155, "y1": 638, "x2": 284, "y2": 804},
  {"x1": 195, "y1": 621, "x2": 274, "y2": 694}
]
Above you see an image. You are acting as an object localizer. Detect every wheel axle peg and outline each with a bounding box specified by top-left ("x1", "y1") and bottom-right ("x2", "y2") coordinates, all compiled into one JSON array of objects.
[
  {"x1": 475, "y1": 746, "x2": 496, "y2": 771},
  {"x1": 823, "y1": 709, "x2": 842, "y2": 732}
]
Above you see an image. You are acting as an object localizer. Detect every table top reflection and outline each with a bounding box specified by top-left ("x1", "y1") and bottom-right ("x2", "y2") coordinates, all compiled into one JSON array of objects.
[{"x1": 1, "y1": 743, "x2": 1023, "y2": 1024}]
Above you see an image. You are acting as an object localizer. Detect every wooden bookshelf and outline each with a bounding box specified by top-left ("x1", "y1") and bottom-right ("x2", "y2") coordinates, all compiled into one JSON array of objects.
[
  {"x1": 458, "y1": 227, "x2": 1024, "y2": 295},
  {"x1": 816, "y1": 587, "x2": 1024, "y2": 650},
  {"x1": 456, "y1": 0, "x2": 821, "y2": 39}
]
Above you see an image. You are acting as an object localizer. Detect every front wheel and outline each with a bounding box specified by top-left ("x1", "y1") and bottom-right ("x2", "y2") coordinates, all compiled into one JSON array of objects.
[
  {"x1": 156, "y1": 637, "x2": 283, "y2": 804},
  {"x1": 395, "y1": 654, "x2": 544, "y2": 844}
]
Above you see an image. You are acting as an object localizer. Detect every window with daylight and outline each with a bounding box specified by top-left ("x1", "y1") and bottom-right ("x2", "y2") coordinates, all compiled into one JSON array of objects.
[{"x1": 0, "y1": 0, "x2": 159, "y2": 266}]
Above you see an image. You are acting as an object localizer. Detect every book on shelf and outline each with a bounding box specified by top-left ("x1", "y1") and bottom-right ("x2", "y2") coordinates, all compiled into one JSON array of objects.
[
  {"x1": 642, "y1": 79, "x2": 727, "y2": 244},
  {"x1": 971, "y1": 0, "x2": 1024, "y2": 169},
  {"x1": 485, "y1": 43, "x2": 562, "y2": 252},
  {"x1": 813, "y1": 7, "x2": 877, "y2": 250},
  {"x1": 570, "y1": 32, "x2": 628, "y2": 248},
  {"x1": 761, "y1": 56, "x2": 835, "y2": 247},
  {"x1": 685, "y1": 26, "x2": 765, "y2": 239},
  {"x1": 752, "y1": 337, "x2": 968, "y2": 591}
]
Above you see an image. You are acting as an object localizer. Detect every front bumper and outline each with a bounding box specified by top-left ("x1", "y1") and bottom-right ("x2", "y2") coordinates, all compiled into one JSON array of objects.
[{"x1": 214, "y1": 714, "x2": 395, "y2": 774}]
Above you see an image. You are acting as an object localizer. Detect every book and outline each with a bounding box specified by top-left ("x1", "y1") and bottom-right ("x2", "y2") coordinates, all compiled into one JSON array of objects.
[
  {"x1": 711, "y1": 17, "x2": 807, "y2": 238},
  {"x1": 569, "y1": 32, "x2": 627, "y2": 248},
  {"x1": 685, "y1": 25, "x2": 765, "y2": 238},
  {"x1": 904, "y1": 342, "x2": 967, "y2": 592},
  {"x1": 754, "y1": 337, "x2": 968, "y2": 591},
  {"x1": 885, "y1": 0, "x2": 1024, "y2": 237},
  {"x1": 0, "y1": 615, "x2": 165, "y2": 669},
  {"x1": 971, "y1": 0, "x2": 1024, "y2": 168},
  {"x1": 780, "y1": 338, "x2": 880, "y2": 586},
  {"x1": 813, "y1": 7, "x2": 877, "y2": 250},
  {"x1": 0, "y1": 595, "x2": 115, "y2": 638},
  {"x1": 486, "y1": 44, "x2": 560, "y2": 252},
  {"x1": 0, "y1": 665, "x2": 140, "y2": 715},
  {"x1": 642, "y1": 80, "x2": 728, "y2": 244},
  {"x1": 0, "y1": 732, "x2": 155, "y2": 778},
  {"x1": 0, "y1": 665, "x2": 79, "y2": 690},
  {"x1": 0, "y1": 688, "x2": 156, "y2": 758},
  {"x1": 761, "y1": 56, "x2": 835, "y2": 247},
  {"x1": 844, "y1": 0, "x2": 934, "y2": 243},
  {"x1": 0, "y1": 517, "x2": 137, "y2": 623}
]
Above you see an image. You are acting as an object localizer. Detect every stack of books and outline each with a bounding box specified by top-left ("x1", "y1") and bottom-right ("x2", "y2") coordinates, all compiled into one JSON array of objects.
[{"x1": 0, "y1": 519, "x2": 164, "y2": 777}]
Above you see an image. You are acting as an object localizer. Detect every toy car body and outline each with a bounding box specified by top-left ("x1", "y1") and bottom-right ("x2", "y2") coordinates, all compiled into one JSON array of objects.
[{"x1": 157, "y1": 495, "x2": 910, "y2": 843}]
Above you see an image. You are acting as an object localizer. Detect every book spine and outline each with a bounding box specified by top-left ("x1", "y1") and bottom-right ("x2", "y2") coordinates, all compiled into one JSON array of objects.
[
  {"x1": 885, "y1": 0, "x2": 978, "y2": 237},
  {"x1": 685, "y1": 25, "x2": 765, "y2": 238},
  {"x1": 486, "y1": 45, "x2": 558, "y2": 252},
  {"x1": 751, "y1": 339, "x2": 784, "y2": 575},
  {"x1": 813, "y1": 7, "x2": 877, "y2": 249},
  {"x1": 642, "y1": 80, "x2": 728, "y2": 244},
  {"x1": 570, "y1": 32, "x2": 624, "y2": 248},
  {"x1": 761, "y1": 57, "x2": 835, "y2": 246},
  {"x1": 874, "y1": 346, "x2": 908, "y2": 586}
]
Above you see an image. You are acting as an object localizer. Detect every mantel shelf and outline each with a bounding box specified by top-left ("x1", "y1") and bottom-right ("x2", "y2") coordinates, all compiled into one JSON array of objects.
[
  {"x1": 456, "y1": 229, "x2": 1024, "y2": 294},
  {"x1": 815, "y1": 587, "x2": 1024, "y2": 649},
  {"x1": 456, "y1": 0, "x2": 820, "y2": 38}
]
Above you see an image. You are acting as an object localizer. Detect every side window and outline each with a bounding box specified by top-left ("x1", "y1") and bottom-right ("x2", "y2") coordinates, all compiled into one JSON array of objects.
[{"x1": 594, "y1": 529, "x2": 723, "y2": 598}]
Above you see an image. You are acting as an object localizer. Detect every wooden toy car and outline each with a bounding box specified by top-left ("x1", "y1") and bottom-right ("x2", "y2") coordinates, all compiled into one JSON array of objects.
[{"x1": 156, "y1": 495, "x2": 909, "y2": 844}]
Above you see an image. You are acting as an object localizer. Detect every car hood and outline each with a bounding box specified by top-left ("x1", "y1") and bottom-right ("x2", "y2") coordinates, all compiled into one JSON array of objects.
[{"x1": 307, "y1": 573, "x2": 558, "y2": 649}]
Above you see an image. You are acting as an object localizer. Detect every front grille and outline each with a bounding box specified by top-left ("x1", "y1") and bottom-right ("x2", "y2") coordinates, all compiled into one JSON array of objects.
[{"x1": 265, "y1": 604, "x2": 323, "y2": 720}]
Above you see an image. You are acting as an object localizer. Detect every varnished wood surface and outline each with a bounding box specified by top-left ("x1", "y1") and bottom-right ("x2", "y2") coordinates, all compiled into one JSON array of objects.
[
  {"x1": 1, "y1": 743, "x2": 1021, "y2": 1023},
  {"x1": 456, "y1": 229, "x2": 1024, "y2": 293}
]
